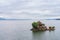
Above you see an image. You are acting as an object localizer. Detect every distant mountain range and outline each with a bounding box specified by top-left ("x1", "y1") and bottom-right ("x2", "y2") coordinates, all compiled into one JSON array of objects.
[
  {"x1": 0, "y1": 17, "x2": 60, "y2": 20},
  {"x1": 0, "y1": 18, "x2": 6, "y2": 20},
  {"x1": 0, "y1": 18, "x2": 32, "y2": 20},
  {"x1": 46, "y1": 18, "x2": 60, "y2": 20}
]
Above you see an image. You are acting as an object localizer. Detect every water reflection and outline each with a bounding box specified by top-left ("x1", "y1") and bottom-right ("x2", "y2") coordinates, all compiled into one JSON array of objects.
[
  {"x1": 32, "y1": 31, "x2": 46, "y2": 40},
  {"x1": 0, "y1": 20, "x2": 60, "y2": 40},
  {"x1": 32, "y1": 30, "x2": 57, "y2": 40}
]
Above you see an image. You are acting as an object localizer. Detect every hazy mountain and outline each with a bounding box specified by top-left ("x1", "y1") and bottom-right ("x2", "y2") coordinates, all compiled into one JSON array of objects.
[
  {"x1": 0, "y1": 18, "x2": 6, "y2": 20},
  {"x1": 0, "y1": 17, "x2": 32, "y2": 20},
  {"x1": 46, "y1": 17, "x2": 60, "y2": 20},
  {"x1": 0, "y1": 17, "x2": 60, "y2": 20}
]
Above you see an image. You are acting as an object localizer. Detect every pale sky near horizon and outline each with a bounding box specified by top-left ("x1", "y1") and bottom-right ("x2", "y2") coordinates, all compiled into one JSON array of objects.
[{"x1": 0, "y1": 0, "x2": 60, "y2": 19}]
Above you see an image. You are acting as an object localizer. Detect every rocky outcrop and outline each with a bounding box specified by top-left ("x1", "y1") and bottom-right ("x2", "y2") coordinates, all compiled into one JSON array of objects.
[{"x1": 31, "y1": 21, "x2": 55, "y2": 32}]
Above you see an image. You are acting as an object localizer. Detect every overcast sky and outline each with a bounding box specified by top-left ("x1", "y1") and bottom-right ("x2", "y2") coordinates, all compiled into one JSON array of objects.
[{"x1": 0, "y1": 0, "x2": 60, "y2": 19}]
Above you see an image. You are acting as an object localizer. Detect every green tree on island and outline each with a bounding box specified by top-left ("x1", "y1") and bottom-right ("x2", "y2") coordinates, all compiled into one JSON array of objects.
[{"x1": 32, "y1": 22, "x2": 38, "y2": 29}]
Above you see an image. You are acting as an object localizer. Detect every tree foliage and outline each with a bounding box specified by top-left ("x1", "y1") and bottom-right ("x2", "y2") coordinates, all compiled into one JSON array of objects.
[{"x1": 32, "y1": 22, "x2": 38, "y2": 29}]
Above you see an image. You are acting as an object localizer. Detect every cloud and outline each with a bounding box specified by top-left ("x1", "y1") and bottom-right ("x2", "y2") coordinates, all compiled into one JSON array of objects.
[
  {"x1": 0, "y1": 0, "x2": 12, "y2": 6},
  {"x1": 12, "y1": 10, "x2": 51, "y2": 15},
  {"x1": 0, "y1": 0, "x2": 60, "y2": 19}
]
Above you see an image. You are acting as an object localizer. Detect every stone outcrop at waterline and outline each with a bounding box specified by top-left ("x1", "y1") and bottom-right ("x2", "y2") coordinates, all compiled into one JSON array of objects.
[{"x1": 31, "y1": 21, "x2": 55, "y2": 32}]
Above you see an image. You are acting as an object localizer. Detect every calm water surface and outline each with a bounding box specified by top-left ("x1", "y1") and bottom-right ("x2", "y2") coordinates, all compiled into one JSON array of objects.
[{"x1": 0, "y1": 20, "x2": 60, "y2": 40}]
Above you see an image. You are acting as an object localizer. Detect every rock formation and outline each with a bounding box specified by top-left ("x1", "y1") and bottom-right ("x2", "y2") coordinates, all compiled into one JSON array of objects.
[{"x1": 31, "y1": 21, "x2": 55, "y2": 31}]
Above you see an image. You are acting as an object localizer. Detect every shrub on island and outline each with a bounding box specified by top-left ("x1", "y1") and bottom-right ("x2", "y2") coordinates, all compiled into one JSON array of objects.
[{"x1": 32, "y1": 22, "x2": 38, "y2": 29}]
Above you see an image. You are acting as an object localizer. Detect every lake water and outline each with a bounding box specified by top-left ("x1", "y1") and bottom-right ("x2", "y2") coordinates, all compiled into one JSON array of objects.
[{"x1": 0, "y1": 20, "x2": 60, "y2": 40}]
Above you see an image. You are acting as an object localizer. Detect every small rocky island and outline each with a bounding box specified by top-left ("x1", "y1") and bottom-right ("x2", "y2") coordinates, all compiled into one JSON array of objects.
[{"x1": 31, "y1": 21, "x2": 55, "y2": 32}]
